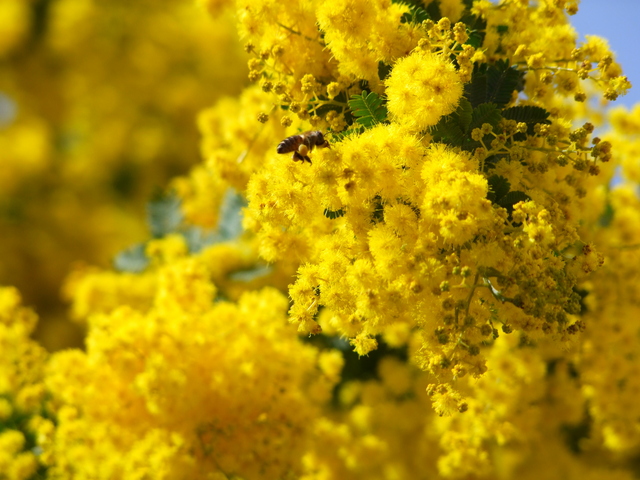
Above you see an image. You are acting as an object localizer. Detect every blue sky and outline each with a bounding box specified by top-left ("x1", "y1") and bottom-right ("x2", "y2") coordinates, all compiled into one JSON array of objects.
[{"x1": 571, "y1": 1, "x2": 640, "y2": 109}]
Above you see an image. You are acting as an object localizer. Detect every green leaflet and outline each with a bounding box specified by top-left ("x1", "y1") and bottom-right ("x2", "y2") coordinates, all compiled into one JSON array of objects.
[
  {"x1": 486, "y1": 175, "x2": 511, "y2": 204},
  {"x1": 486, "y1": 175, "x2": 531, "y2": 219},
  {"x1": 469, "y1": 102, "x2": 501, "y2": 131},
  {"x1": 323, "y1": 208, "x2": 345, "y2": 220},
  {"x1": 498, "y1": 191, "x2": 530, "y2": 214},
  {"x1": 392, "y1": 0, "x2": 438, "y2": 23},
  {"x1": 458, "y1": 9, "x2": 487, "y2": 48},
  {"x1": 502, "y1": 105, "x2": 551, "y2": 124},
  {"x1": 431, "y1": 99, "x2": 501, "y2": 150},
  {"x1": 430, "y1": 98, "x2": 473, "y2": 147},
  {"x1": 502, "y1": 105, "x2": 551, "y2": 138},
  {"x1": 348, "y1": 90, "x2": 388, "y2": 128},
  {"x1": 399, "y1": 3, "x2": 431, "y2": 24},
  {"x1": 370, "y1": 195, "x2": 385, "y2": 225},
  {"x1": 377, "y1": 61, "x2": 392, "y2": 81},
  {"x1": 465, "y1": 60, "x2": 525, "y2": 108}
]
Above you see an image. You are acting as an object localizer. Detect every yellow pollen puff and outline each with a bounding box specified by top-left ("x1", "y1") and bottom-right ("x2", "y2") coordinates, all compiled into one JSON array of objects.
[
  {"x1": 527, "y1": 53, "x2": 545, "y2": 69},
  {"x1": 386, "y1": 50, "x2": 463, "y2": 131},
  {"x1": 352, "y1": 335, "x2": 378, "y2": 356},
  {"x1": 0, "y1": 430, "x2": 25, "y2": 455},
  {"x1": 318, "y1": 350, "x2": 345, "y2": 382},
  {"x1": 0, "y1": 398, "x2": 12, "y2": 420}
]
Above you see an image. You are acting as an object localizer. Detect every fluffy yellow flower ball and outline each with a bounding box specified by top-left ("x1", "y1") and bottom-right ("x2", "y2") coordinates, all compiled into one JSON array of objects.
[{"x1": 386, "y1": 50, "x2": 463, "y2": 131}]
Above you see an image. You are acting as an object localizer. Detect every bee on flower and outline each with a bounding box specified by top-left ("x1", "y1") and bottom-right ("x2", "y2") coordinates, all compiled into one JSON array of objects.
[{"x1": 276, "y1": 130, "x2": 330, "y2": 164}]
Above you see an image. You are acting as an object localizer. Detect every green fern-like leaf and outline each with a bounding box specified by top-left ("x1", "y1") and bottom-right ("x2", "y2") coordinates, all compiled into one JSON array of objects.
[
  {"x1": 348, "y1": 91, "x2": 388, "y2": 128},
  {"x1": 498, "y1": 191, "x2": 530, "y2": 216},
  {"x1": 370, "y1": 195, "x2": 385, "y2": 225},
  {"x1": 486, "y1": 61, "x2": 524, "y2": 106},
  {"x1": 487, "y1": 175, "x2": 511, "y2": 204},
  {"x1": 502, "y1": 105, "x2": 551, "y2": 125},
  {"x1": 465, "y1": 61, "x2": 524, "y2": 108},
  {"x1": 458, "y1": 10, "x2": 486, "y2": 48},
  {"x1": 400, "y1": 3, "x2": 430, "y2": 24},
  {"x1": 431, "y1": 119, "x2": 467, "y2": 147},
  {"x1": 453, "y1": 97, "x2": 473, "y2": 132},
  {"x1": 464, "y1": 70, "x2": 488, "y2": 108},
  {"x1": 502, "y1": 105, "x2": 551, "y2": 139},
  {"x1": 324, "y1": 208, "x2": 345, "y2": 220},
  {"x1": 470, "y1": 103, "x2": 501, "y2": 131},
  {"x1": 314, "y1": 90, "x2": 350, "y2": 119},
  {"x1": 378, "y1": 61, "x2": 392, "y2": 81},
  {"x1": 430, "y1": 98, "x2": 473, "y2": 147},
  {"x1": 425, "y1": 0, "x2": 442, "y2": 20},
  {"x1": 465, "y1": 29, "x2": 484, "y2": 48}
]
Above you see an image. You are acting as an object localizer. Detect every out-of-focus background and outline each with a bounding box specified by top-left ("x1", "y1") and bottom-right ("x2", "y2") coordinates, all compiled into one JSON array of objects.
[{"x1": 0, "y1": 0, "x2": 246, "y2": 350}]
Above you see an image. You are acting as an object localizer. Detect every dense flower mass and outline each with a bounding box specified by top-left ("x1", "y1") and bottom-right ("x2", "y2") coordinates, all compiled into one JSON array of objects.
[
  {"x1": 45, "y1": 277, "x2": 338, "y2": 479},
  {"x1": 2, "y1": 0, "x2": 640, "y2": 479}
]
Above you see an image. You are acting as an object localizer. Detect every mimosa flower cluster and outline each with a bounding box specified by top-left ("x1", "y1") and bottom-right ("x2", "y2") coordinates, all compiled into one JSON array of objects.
[
  {"x1": 2, "y1": 0, "x2": 640, "y2": 479},
  {"x1": 239, "y1": 0, "x2": 615, "y2": 403}
]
